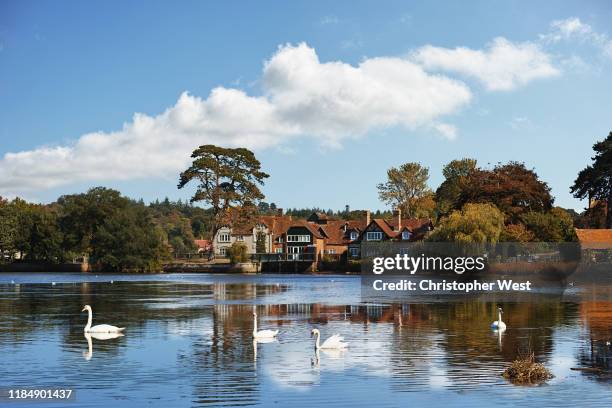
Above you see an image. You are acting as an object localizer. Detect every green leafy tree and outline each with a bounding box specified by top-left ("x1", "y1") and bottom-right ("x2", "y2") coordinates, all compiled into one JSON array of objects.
[
  {"x1": 226, "y1": 242, "x2": 248, "y2": 264},
  {"x1": 8, "y1": 198, "x2": 35, "y2": 257},
  {"x1": 521, "y1": 207, "x2": 577, "y2": 242},
  {"x1": 58, "y1": 187, "x2": 168, "y2": 271},
  {"x1": 435, "y1": 158, "x2": 477, "y2": 216},
  {"x1": 0, "y1": 197, "x2": 17, "y2": 261},
  {"x1": 92, "y1": 203, "x2": 168, "y2": 272},
  {"x1": 570, "y1": 131, "x2": 612, "y2": 228},
  {"x1": 26, "y1": 206, "x2": 64, "y2": 262},
  {"x1": 57, "y1": 187, "x2": 126, "y2": 256},
  {"x1": 427, "y1": 203, "x2": 505, "y2": 243},
  {"x1": 255, "y1": 230, "x2": 267, "y2": 253},
  {"x1": 377, "y1": 162, "x2": 431, "y2": 217},
  {"x1": 178, "y1": 145, "x2": 269, "y2": 250}
]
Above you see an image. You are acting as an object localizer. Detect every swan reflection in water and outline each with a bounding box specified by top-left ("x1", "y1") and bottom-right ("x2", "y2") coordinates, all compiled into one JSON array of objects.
[
  {"x1": 492, "y1": 327, "x2": 504, "y2": 351},
  {"x1": 252, "y1": 336, "x2": 277, "y2": 362},
  {"x1": 311, "y1": 347, "x2": 347, "y2": 369},
  {"x1": 83, "y1": 331, "x2": 124, "y2": 361}
]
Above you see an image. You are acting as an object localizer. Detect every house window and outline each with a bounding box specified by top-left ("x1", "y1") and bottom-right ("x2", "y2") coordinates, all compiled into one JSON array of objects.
[
  {"x1": 349, "y1": 247, "x2": 359, "y2": 257},
  {"x1": 236, "y1": 235, "x2": 244, "y2": 241},
  {"x1": 219, "y1": 247, "x2": 227, "y2": 256},
  {"x1": 350, "y1": 231, "x2": 358, "y2": 240},
  {"x1": 275, "y1": 247, "x2": 283, "y2": 254},
  {"x1": 287, "y1": 235, "x2": 310, "y2": 243},
  {"x1": 326, "y1": 249, "x2": 336, "y2": 254},
  {"x1": 402, "y1": 231, "x2": 411, "y2": 240},
  {"x1": 288, "y1": 246, "x2": 303, "y2": 260},
  {"x1": 366, "y1": 231, "x2": 383, "y2": 241},
  {"x1": 218, "y1": 233, "x2": 231, "y2": 243}
]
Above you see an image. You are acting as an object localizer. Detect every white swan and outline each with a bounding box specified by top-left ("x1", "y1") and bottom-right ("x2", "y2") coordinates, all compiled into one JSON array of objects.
[
  {"x1": 82, "y1": 305, "x2": 125, "y2": 333},
  {"x1": 252, "y1": 312, "x2": 278, "y2": 339},
  {"x1": 311, "y1": 328, "x2": 348, "y2": 350},
  {"x1": 491, "y1": 307, "x2": 507, "y2": 331}
]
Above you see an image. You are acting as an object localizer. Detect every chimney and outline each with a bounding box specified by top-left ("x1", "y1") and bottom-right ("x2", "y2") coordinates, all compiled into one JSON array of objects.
[
  {"x1": 393, "y1": 208, "x2": 402, "y2": 230},
  {"x1": 365, "y1": 210, "x2": 371, "y2": 226},
  {"x1": 277, "y1": 208, "x2": 283, "y2": 216}
]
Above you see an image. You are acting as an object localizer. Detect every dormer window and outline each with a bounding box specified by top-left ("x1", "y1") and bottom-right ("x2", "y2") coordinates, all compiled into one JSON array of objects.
[
  {"x1": 401, "y1": 231, "x2": 411, "y2": 240},
  {"x1": 366, "y1": 231, "x2": 383, "y2": 241},
  {"x1": 350, "y1": 231, "x2": 358, "y2": 240}
]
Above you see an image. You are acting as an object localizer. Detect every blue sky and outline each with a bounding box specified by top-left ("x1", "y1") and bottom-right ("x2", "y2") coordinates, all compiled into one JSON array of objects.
[{"x1": 1, "y1": 0, "x2": 611, "y2": 212}]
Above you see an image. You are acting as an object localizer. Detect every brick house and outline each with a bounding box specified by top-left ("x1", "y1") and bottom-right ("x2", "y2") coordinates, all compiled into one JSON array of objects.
[
  {"x1": 213, "y1": 210, "x2": 293, "y2": 257},
  {"x1": 284, "y1": 211, "x2": 370, "y2": 261},
  {"x1": 348, "y1": 209, "x2": 433, "y2": 258},
  {"x1": 314, "y1": 213, "x2": 369, "y2": 259},
  {"x1": 284, "y1": 220, "x2": 327, "y2": 261}
]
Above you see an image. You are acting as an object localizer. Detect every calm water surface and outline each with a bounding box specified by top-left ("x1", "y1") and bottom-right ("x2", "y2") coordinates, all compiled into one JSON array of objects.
[{"x1": 0, "y1": 273, "x2": 611, "y2": 407}]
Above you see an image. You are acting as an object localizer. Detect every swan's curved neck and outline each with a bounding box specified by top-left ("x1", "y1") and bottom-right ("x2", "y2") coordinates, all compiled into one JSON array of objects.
[
  {"x1": 253, "y1": 315, "x2": 257, "y2": 336},
  {"x1": 314, "y1": 331, "x2": 320, "y2": 349},
  {"x1": 85, "y1": 309, "x2": 92, "y2": 332},
  {"x1": 498, "y1": 310, "x2": 503, "y2": 323}
]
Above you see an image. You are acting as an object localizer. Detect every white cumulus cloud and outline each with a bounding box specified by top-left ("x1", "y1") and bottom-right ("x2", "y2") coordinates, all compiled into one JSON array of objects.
[
  {"x1": 412, "y1": 37, "x2": 560, "y2": 91},
  {"x1": 541, "y1": 17, "x2": 612, "y2": 59},
  {"x1": 262, "y1": 43, "x2": 471, "y2": 146},
  {"x1": 0, "y1": 42, "x2": 474, "y2": 195}
]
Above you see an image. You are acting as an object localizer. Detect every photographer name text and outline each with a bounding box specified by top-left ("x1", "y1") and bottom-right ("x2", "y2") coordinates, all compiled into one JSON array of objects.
[{"x1": 372, "y1": 279, "x2": 532, "y2": 293}]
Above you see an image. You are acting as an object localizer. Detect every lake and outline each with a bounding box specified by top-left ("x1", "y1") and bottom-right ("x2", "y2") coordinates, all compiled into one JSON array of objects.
[{"x1": 0, "y1": 273, "x2": 611, "y2": 407}]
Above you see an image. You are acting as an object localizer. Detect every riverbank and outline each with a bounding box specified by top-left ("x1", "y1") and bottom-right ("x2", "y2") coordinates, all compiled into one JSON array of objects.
[
  {"x1": 0, "y1": 262, "x2": 88, "y2": 273},
  {"x1": 0, "y1": 261, "x2": 359, "y2": 275}
]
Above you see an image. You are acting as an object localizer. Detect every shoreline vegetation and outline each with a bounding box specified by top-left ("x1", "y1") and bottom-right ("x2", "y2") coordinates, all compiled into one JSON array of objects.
[{"x1": 1, "y1": 132, "x2": 611, "y2": 273}]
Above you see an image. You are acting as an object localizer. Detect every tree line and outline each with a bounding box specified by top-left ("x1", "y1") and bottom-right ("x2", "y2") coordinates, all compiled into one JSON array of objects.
[
  {"x1": 375, "y1": 131, "x2": 612, "y2": 243},
  {"x1": 0, "y1": 131, "x2": 609, "y2": 270},
  {"x1": 0, "y1": 188, "x2": 215, "y2": 271}
]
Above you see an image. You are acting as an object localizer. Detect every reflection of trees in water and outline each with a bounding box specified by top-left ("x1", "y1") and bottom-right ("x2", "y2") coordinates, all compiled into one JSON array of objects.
[
  {"x1": 4, "y1": 279, "x2": 612, "y2": 396},
  {"x1": 576, "y1": 287, "x2": 612, "y2": 380},
  {"x1": 188, "y1": 305, "x2": 260, "y2": 406},
  {"x1": 0, "y1": 281, "x2": 287, "y2": 341},
  {"x1": 441, "y1": 301, "x2": 574, "y2": 363},
  {"x1": 578, "y1": 339, "x2": 612, "y2": 381},
  {"x1": 374, "y1": 301, "x2": 577, "y2": 390}
]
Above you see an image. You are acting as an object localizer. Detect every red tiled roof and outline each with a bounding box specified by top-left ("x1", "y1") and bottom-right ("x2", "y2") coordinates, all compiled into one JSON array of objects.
[
  {"x1": 363, "y1": 218, "x2": 432, "y2": 240},
  {"x1": 385, "y1": 217, "x2": 432, "y2": 232},
  {"x1": 575, "y1": 229, "x2": 612, "y2": 249},
  {"x1": 194, "y1": 239, "x2": 211, "y2": 249},
  {"x1": 371, "y1": 218, "x2": 397, "y2": 238},
  {"x1": 320, "y1": 220, "x2": 349, "y2": 245},
  {"x1": 346, "y1": 219, "x2": 367, "y2": 231},
  {"x1": 229, "y1": 214, "x2": 295, "y2": 236}
]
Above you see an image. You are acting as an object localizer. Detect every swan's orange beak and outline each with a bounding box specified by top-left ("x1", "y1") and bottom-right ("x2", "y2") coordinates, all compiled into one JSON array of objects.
[{"x1": 81, "y1": 307, "x2": 86, "y2": 312}]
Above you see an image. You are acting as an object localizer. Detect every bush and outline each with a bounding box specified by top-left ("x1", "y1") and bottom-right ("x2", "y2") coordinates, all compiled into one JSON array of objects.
[
  {"x1": 226, "y1": 242, "x2": 248, "y2": 264},
  {"x1": 427, "y1": 203, "x2": 504, "y2": 243},
  {"x1": 502, "y1": 352, "x2": 553, "y2": 384}
]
